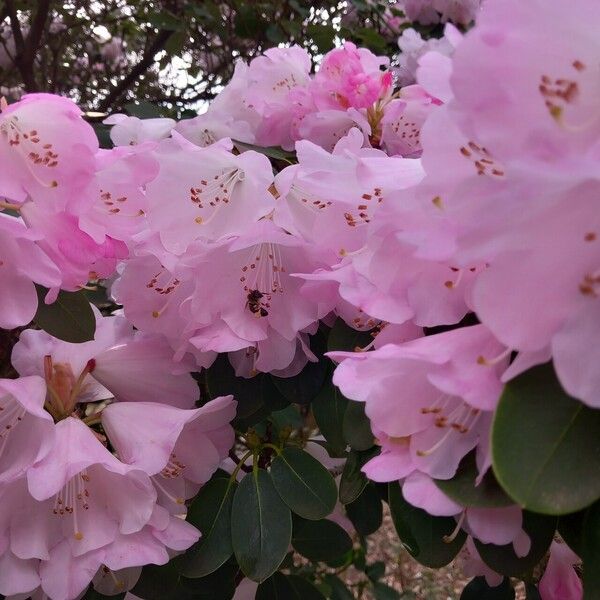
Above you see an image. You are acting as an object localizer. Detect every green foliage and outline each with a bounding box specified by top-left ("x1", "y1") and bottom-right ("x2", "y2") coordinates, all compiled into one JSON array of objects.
[
  {"x1": 460, "y1": 577, "x2": 515, "y2": 600},
  {"x1": 231, "y1": 468, "x2": 292, "y2": 582},
  {"x1": 474, "y1": 512, "x2": 556, "y2": 578},
  {"x1": 292, "y1": 516, "x2": 353, "y2": 562},
  {"x1": 179, "y1": 477, "x2": 237, "y2": 578},
  {"x1": 492, "y1": 363, "x2": 600, "y2": 515},
  {"x1": 436, "y1": 451, "x2": 513, "y2": 508},
  {"x1": 34, "y1": 285, "x2": 96, "y2": 343},
  {"x1": 271, "y1": 447, "x2": 338, "y2": 520},
  {"x1": 346, "y1": 483, "x2": 383, "y2": 536},
  {"x1": 388, "y1": 482, "x2": 467, "y2": 568},
  {"x1": 582, "y1": 501, "x2": 600, "y2": 600}
]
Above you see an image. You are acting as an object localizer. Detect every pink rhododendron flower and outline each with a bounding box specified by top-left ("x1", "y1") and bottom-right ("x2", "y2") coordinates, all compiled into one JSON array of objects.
[
  {"x1": 380, "y1": 86, "x2": 441, "y2": 156},
  {"x1": 273, "y1": 128, "x2": 424, "y2": 257},
  {"x1": 312, "y1": 42, "x2": 391, "y2": 111},
  {"x1": 12, "y1": 311, "x2": 199, "y2": 409},
  {"x1": 402, "y1": 472, "x2": 530, "y2": 554},
  {"x1": 0, "y1": 94, "x2": 97, "y2": 206},
  {"x1": 330, "y1": 325, "x2": 508, "y2": 480},
  {"x1": 20, "y1": 203, "x2": 128, "y2": 292},
  {"x1": 0, "y1": 213, "x2": 61, "y2": 329},
  {"x1": 539, "y1": 541, "x2": 583, "y2": 600},
  {"x1": 0, "y1": 376, "x2": 54, "y2": 484},
  {"x1": 102, "y1": 395, "x2": 236, "y2": 510},
  {"x1": 104, "y1": 114, "x2": 176, "y2": 146},
  {"x1": 177, "y1": 220, "x2": 334, "y2": 374},
  {"x1": 145, "y1": 135, "x2": 275, "y2": 254}
]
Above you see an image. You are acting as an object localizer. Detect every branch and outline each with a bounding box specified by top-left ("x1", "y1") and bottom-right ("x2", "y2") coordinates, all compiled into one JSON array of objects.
[
  {"x1": 4, "y1": 0, "x2": 24, "y2": 55},
  {"x1": 5, "y1": 0, "x2": 52, "y2": 91},
  {"x1": 98, "y1": 28, "x2": 175, "y2": 112}
]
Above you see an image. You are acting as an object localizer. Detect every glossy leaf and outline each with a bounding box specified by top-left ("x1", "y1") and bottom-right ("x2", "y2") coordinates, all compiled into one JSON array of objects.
[
  {"x1": 339, "y1": 450, "x2": 369, "y2": 504},
  {"x1": 131, "y1": 562, "x2": 181, "y2": 600},
  {"x1": 256, "y1": 572, "x2": 295, "y2": 600},
  {"x1": 460, "y1": 577, "x2": 515, "y2": 600},
  {"x1": 492, "y1": 364, "x2": 600, "y2": 515},
  {"x1": 327, "y1": 318, "x2": 373, "y2": 352},
  {"x1": 34, "y1": 286, "x2": 96, "y2": 343},
  {"x1": 287, "y1": 575, "x2": 326, "y2": 600},
  {"x1": 525, "y1": 584, "x2": 542, "y2": 600},
  {"x1": 83, "y1": 589, "x2": 125, "y2": 600},
  {"x1": 558, "y1": 510, "x2": 586, "y2": 556},
  {"x1": 270, "y1": 447, "x2": 337, "y2": 520},
  {"x1": 271, "y1": 348, "x2": 328, "y2": 405},
  {"x1": 233, "y1": 140, "x2": 296, "y2": 162},
  {"x1": 179, "y1": 477, "x2": 236, "y2": 578},
  {"x1": 343, "y1": 400, "x2": 374, "y2": 451},
  {"x1": 583, "y1": 500, "x2": 600, "y2": 600},
  {"x1": 346, "y1": 483, "x2": 383, "y2": 536},
  {"x1": 436, "y1": 451, "x2": 513, "y2": 508},
  {"x1": 321, "y1": 575, "x2": 354, "y2": 600},
  {"x1": 475, "y1": 511, "x2": 557, "y2": 578},
  {"x1": 206, "y1": 355, "x2": 286, "y2": 422},
  {"x1": 312, "y1": 379, "x2": 348, "y2": 456},
  {"x1": 291, "y1": 517, "x2": 353, "y2": 562},
  {"x1": 373, "y1": 582, "x2": 401, "y2": 600},
  {"x1": 388, "y1": 482, "x2": 466, "y2": 568},
  {"x1": 178, "y1": 561, "x2": 238, "y2": 600},
  {"x1": 231, "y1": 469, "x2": 292, "y2": 582}
]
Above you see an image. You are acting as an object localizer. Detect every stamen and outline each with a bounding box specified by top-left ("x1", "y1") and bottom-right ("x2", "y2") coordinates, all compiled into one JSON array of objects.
[
  {"x1": 443, "y1": 510, "x2": 466, "y2": 543},
  {"x1": 477, "y1": 348, "x2": 511, "y2": 366},
  {"x1": 152, "y1": 475, "x2": 185, "y2": 505}
]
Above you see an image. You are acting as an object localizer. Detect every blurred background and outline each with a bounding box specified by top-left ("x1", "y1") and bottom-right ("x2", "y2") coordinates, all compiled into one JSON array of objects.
[{"x1": 0, "y1": 0, "x2": 448, "y2": 118}]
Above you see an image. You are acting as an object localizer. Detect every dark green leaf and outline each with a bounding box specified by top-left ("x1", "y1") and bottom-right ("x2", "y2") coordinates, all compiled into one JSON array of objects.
[
  {"x1": 234, "y1": 7, "x2": 265, "y2": 39},
  {"x1": 233, "y1": 140, "x2": 296, "y2": 162},
  {"x1": 269, "y1": 405, "x2": 302, "y2": 432},
  {"x1": 123, "y1": 100, "x2": 164, "y2": 118},
  {"x1": 346, "y1": 483, "x2": 382, "y2": 536},
  {"x1": 388, "y1": 482, "x2": 466, "y2": 568},
  {"x1": 343, "y1": 399, "x2": 374, "y2": 451},
  {"x1": 178, "y1": 561, "x2": 237, "y2": 600},
  {"x1": 292, "y1": 517, "x2": 353, "y2": 562},
  {"x1": 34, "y1": 286, "x2": 96, "y2": 343},
  {"x1": 475, "y1": 511, "x2": 557, "y2": 578},
  {"x1": 164, "y1": 31, "x2": 186, "y2": 56},
  {"x1": 271, "y1": 357, "x2": 328, "y2": 405},
  {"x1": 460, "y1": 577, "x2": 515, "y2": 600},
  {"x1": 373, "y1": 582, "x2": 401, "y2": 600},
  {"x1": 492, "y1": 363, "x2": 600, "y2": 514},
  {"x1": 256, "y1": 572, "x2": 295, "y2": 600},
  {"x1": 558, "y1": 510, "x2": 586, "y2": 556},
  {"x1": 271, "y1": 447, "x2": 337, "y2": 520},
  {"x1": 327, "y1": 318, "x2": 374, "y2": 352},
  {"x1": 583, "y1": 500, "x2": 600, "y2": 600},
  {"x1": 83, "y1": 589, "x2": 125, "y2": 600},
  {"x1": 287, "y1": 575, "x2": 326, "y2": 600},
  {"x1": 525, "y1": 584, "x2": 542, "y2": 600},
  {"x1": 131, "y1": 562, "x2": 181, "y2": 600},
  {"x1": 231, "y1": 469, "x2": 292, "y2": 582},
  {"x1": 321, "y1": 575, "x2": 354, "y2": 600},
  {"x1": 436, "y1": 451, "x2": 513, "y2": 508},
  {"x1": 366, "y1": 561, "x2": 386, "y2": 582},
  {"x1": 146, "y1": 11, "x2": 184, "y2": 31},
  {"x1": 306, "y1": 23, "x2": 336, "y2": 52},
  {"x1": 179, "y1": 478, "x2": 236, "y2": 578},
  {"x1": 206, "y1": 355, "x2": 285, "y2": 423},
  {"x1": 312, "y1": 379, "x2": 348, "y2": 456},
  {"x1": 339, "y1": 450, "x2": 369, "y2": 504}
]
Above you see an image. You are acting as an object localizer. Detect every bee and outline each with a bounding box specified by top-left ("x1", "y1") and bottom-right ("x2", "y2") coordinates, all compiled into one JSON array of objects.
[{"x1": 246, "y1": 289, "x2": 269, "y2": 317}]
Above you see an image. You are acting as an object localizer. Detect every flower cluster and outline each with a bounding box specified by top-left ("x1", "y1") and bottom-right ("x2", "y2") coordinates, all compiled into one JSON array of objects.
[{"x1": 0, "y1": 0, "x2": 593, "y2": 597}]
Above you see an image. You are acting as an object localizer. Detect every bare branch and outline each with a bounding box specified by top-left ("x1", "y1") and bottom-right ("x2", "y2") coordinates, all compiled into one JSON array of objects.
[{"x1": 98, "y1": 28, "x2": 175, "y2": 112}]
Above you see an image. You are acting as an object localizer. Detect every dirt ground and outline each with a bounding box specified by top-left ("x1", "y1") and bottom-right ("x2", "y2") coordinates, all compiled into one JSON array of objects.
[{"x1": 344, "y1": 509, "x2": 527, "y2": 599}]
